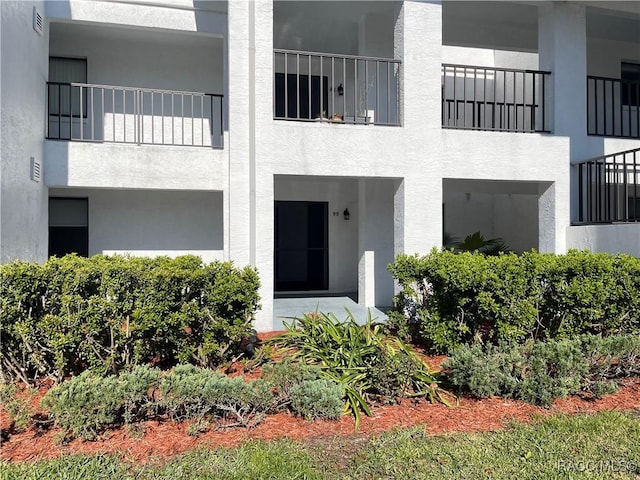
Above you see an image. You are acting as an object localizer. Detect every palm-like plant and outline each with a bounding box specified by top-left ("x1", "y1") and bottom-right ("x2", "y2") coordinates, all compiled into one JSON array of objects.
[
  {"x1": 268, "y1": 310, "x2": 454, "y2": 428},
  {"x1": 452, "y1": 231, "x2": 509, "y2": 256}
]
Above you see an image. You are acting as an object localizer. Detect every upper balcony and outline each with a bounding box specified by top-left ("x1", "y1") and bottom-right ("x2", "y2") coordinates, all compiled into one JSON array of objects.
[
  {"x1": 442, "y1": 1, "x2": 640, "y2": 141},
  {"x1": 44, "y1": 21, "x2": 226, "y2": 191},
  {"x1": 273, "y1": 1, "x2": 401, "y2": 127},
  {"x1": 587, "y1": 75, "x2": 640, "y2": 139},
  {"x1": 273, "y1": 49, "x2": 400, "y2": 126},
  {"x1": 441, "y1": 64, "x2": 551, "y2": 133}
]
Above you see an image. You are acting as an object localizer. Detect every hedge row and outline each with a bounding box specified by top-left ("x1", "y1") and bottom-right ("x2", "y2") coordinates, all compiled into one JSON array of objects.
[
  {"x1": 389, "y1": 250, "x2": 640, "y2": 353},
  {"x1": 0, "y1": 255, "x2": 260, "y2": 383},
  {"x1": 443, "y1": 334, "x2": 640, "y2": 406}
]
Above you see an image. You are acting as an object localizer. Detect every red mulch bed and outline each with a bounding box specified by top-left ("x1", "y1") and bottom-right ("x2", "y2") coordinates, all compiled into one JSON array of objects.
[{"x1": 2, "y1": 351, "x2": 640, "y2": 464}]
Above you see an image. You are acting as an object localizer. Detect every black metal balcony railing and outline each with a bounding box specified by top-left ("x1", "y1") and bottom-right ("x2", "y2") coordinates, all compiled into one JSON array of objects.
[
  {"x1": 46, "y1": 82, "x2": 224, "y2": 148},
  {"x1": 587, "y1": 76, "x2": 640, "y2": 138},
  {"x1": 442, "y1": 64, "x2": 551, "y2": 133},
  {"x1": 576, "y1": 148, "x2": 640, "y2": 224},
  {"x1": 273, "y1": 49, "x2": 401, "y2": 126}
]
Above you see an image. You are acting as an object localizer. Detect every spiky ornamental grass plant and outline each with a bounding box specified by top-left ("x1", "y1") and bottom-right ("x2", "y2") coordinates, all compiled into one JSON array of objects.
[{"x1": 268, "y1": 310, "x2": 455, "y2": 428}]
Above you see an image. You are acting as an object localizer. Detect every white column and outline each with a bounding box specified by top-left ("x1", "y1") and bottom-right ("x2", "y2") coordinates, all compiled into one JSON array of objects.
[
  {"x1": 538, "y1": 183, "x2": 556, "y2": 253},
  {"x1": 538, "y1": 2, "x2": 588, "y2": 153},
  {"x1": 227, "y1": 0, "x2": 253, "y2": 266},
  {"x1": 538, "y1": 3, "x2": 590, "y2": 232},
  {"x1": 358, "y1": 179, "x2": 375, "y2": 307},
  {"x1": 395, "y1": 1, "x2": 442, "y2": 131},
  {"x1": 252, "y1": 0, "x2": 275, "y2": 331},
  {"x1": 393, "y1": 1, "x2": 443, "y2": 256}
]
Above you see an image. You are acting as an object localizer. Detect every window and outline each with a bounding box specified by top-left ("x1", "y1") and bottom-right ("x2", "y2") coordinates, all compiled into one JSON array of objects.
[
  {"x1": 48, "y1": 57, "x2": 87, "y2": 117},
  {"x1": 621, "y1": 62, "x2": 640, "y2": 107},
  {"x1": 49, "y1": 198, "x2": 89, "y2": 257}
]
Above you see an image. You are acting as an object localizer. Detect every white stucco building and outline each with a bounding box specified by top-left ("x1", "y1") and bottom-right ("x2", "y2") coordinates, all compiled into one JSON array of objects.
[{"x1": 1, "y1": 0, "x2": 639, "y2": 330}]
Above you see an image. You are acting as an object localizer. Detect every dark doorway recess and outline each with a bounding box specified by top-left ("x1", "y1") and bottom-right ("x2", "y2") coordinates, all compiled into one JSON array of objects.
[
  {"x1": 48, "y1": 197, "x2": 89, "y2": 257},
  {"x1": 275, "y1": 201, "x2": 328, "y2": 291}
]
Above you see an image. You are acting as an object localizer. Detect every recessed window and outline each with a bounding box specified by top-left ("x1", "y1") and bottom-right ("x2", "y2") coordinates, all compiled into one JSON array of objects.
[
  {"x1": 621, "y1": 62, "x2": 640, "y2": 107},
  {"x1": 49, "y1": 197, "x2": 89, "y2": 257}
]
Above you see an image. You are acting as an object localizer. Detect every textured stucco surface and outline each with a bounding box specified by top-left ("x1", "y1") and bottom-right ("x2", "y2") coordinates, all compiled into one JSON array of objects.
[
  {"x1": 567, "y1": 224, "x2": 640, "y2": 257},
  {"x1": 45, "y1": 141, "x2": 226, "y2": 191},
  {"x1": 0, "y1": 1, "x2": 49, "y2": 263}
]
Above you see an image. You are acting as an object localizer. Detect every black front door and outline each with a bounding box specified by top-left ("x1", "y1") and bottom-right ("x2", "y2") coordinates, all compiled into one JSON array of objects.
[{"x1": 275, "y1": 201, "x2": 328, "y2": 291}]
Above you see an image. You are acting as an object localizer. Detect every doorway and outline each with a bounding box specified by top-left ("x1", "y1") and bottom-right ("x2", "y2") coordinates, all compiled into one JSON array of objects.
[
  {"x1": 48, "y1": 197, "x2": 89, "y2": 257},
  {"x1": 274, "y1": 201, "x2": 328, "y2": 291}
]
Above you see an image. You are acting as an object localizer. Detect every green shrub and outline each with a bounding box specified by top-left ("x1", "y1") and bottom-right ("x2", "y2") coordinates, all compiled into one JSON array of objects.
[
  {"x1": 289, "y1": 378, "x2": 344, "y2": 421},
  {"x1": 443, "y1": 334, "x2": 640, "y2": 406},
  {"x1": 42, "y1": 371, "x2": 122, "y2": 440},
  {"x1": 0, "y1": 255, "x2": 260, "y2": 382},
  {"x1": 0, "y1": 382, "x2": 36, "y2": 432},
  {"x1": 442, "y1": 343, "x2": 524, "y2": 399},
  {"x1": 268, "y1": 311, "x2": 453, "y2": 428},
  {"x1": 517, "y1": 339, "x2": 587, "y2": 406},
  {"x1": 158, "y1": 364, "x2": 216, "y2": 421},
  {"x1": 261, "y1": 359, "x2": 322, "y2": 409},
  {"x1": 389, "y1": 250, "x2": 640, "y2": 353},
  {"x1": 113, "y1": 365, "x2": 160, "y2": 424},
  {"x1": 159, "y1": 365, "x2": 273, "y2": 428},
  {"x1": 42, "y1": 365, "x2": 275, "y2": 440}
]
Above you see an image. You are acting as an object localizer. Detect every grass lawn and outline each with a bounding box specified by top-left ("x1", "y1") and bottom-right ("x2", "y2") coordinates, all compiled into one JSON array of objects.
[{"x1": 2, "y1": 411, "x2": 640, "y2": 479}]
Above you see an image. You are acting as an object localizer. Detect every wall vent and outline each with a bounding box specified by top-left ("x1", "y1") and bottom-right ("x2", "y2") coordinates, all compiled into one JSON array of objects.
[
  {"x1": 30, "y1": 157, "x2": 41, "y2": 182},
  {"x1": 33, "y1": 7, "x2": 43, "y2": 36}
]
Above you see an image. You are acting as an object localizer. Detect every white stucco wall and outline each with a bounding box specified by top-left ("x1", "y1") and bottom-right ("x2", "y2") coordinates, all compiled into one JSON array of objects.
[
  {"x1": 49, "y1": 23, "x2": 223, "y2": 94},
  {"x1": 0, "y1": 1, "x2": 49, "y2": 263},
  {"x1": 442, "y1": 46, "x2": 539, "y2": 70},
  {"x1": 46, "y1": 0, "x2": 226, "y2": 36},
  {"x1": 567, "y1": 224, "x2": 640, "y2": 257},
  {"x1": 587, "y1": 38, "x2": 640, "y2": 79},
  {"x1": 44, "y1": 141, "x2": 226, "y2": 191},
  {"x1": 48, "y1": 188, "x2": 224, "y2": 262}
]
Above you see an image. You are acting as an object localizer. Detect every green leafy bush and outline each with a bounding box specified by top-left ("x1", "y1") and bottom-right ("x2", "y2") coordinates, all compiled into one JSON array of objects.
[
  {"x1": 289, "y1": 378, "x2": 344, "y2": 421},
  {"x1": 268, "y1": 311, "x2": 453, "y2": 428},
  {"x1": 389, "y1": 249, "x2": 640, "y2": 353},
  {"x1": 443, "y1": 334, "x2": 640, "y2": 406},
  {"x1": 0, "y1": 255, "x2": 260, "y2": 383}
]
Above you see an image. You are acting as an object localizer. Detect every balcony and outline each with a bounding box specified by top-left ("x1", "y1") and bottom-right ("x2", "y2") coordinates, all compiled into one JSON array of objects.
[
  {"x1": 442, "y1": 64, "x2": 551, "y2": 133},
  {"x1": 576, "y1": 147, "x2": 640, "y2": 224},
  {"x1": 587, "y1": 77, "x2": 640, "y2": 139},
  {"x1": 46, "y1": 82, "x2": 224, "y2": 148},
  {"x1": 273, "y1": 49, "x2": 401, "y2": 126}
]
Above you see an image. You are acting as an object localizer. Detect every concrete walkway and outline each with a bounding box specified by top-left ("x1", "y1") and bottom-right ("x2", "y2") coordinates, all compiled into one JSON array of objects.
[{"x1": 272, "y1": 296, "x2": 388, "y2": 330}]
